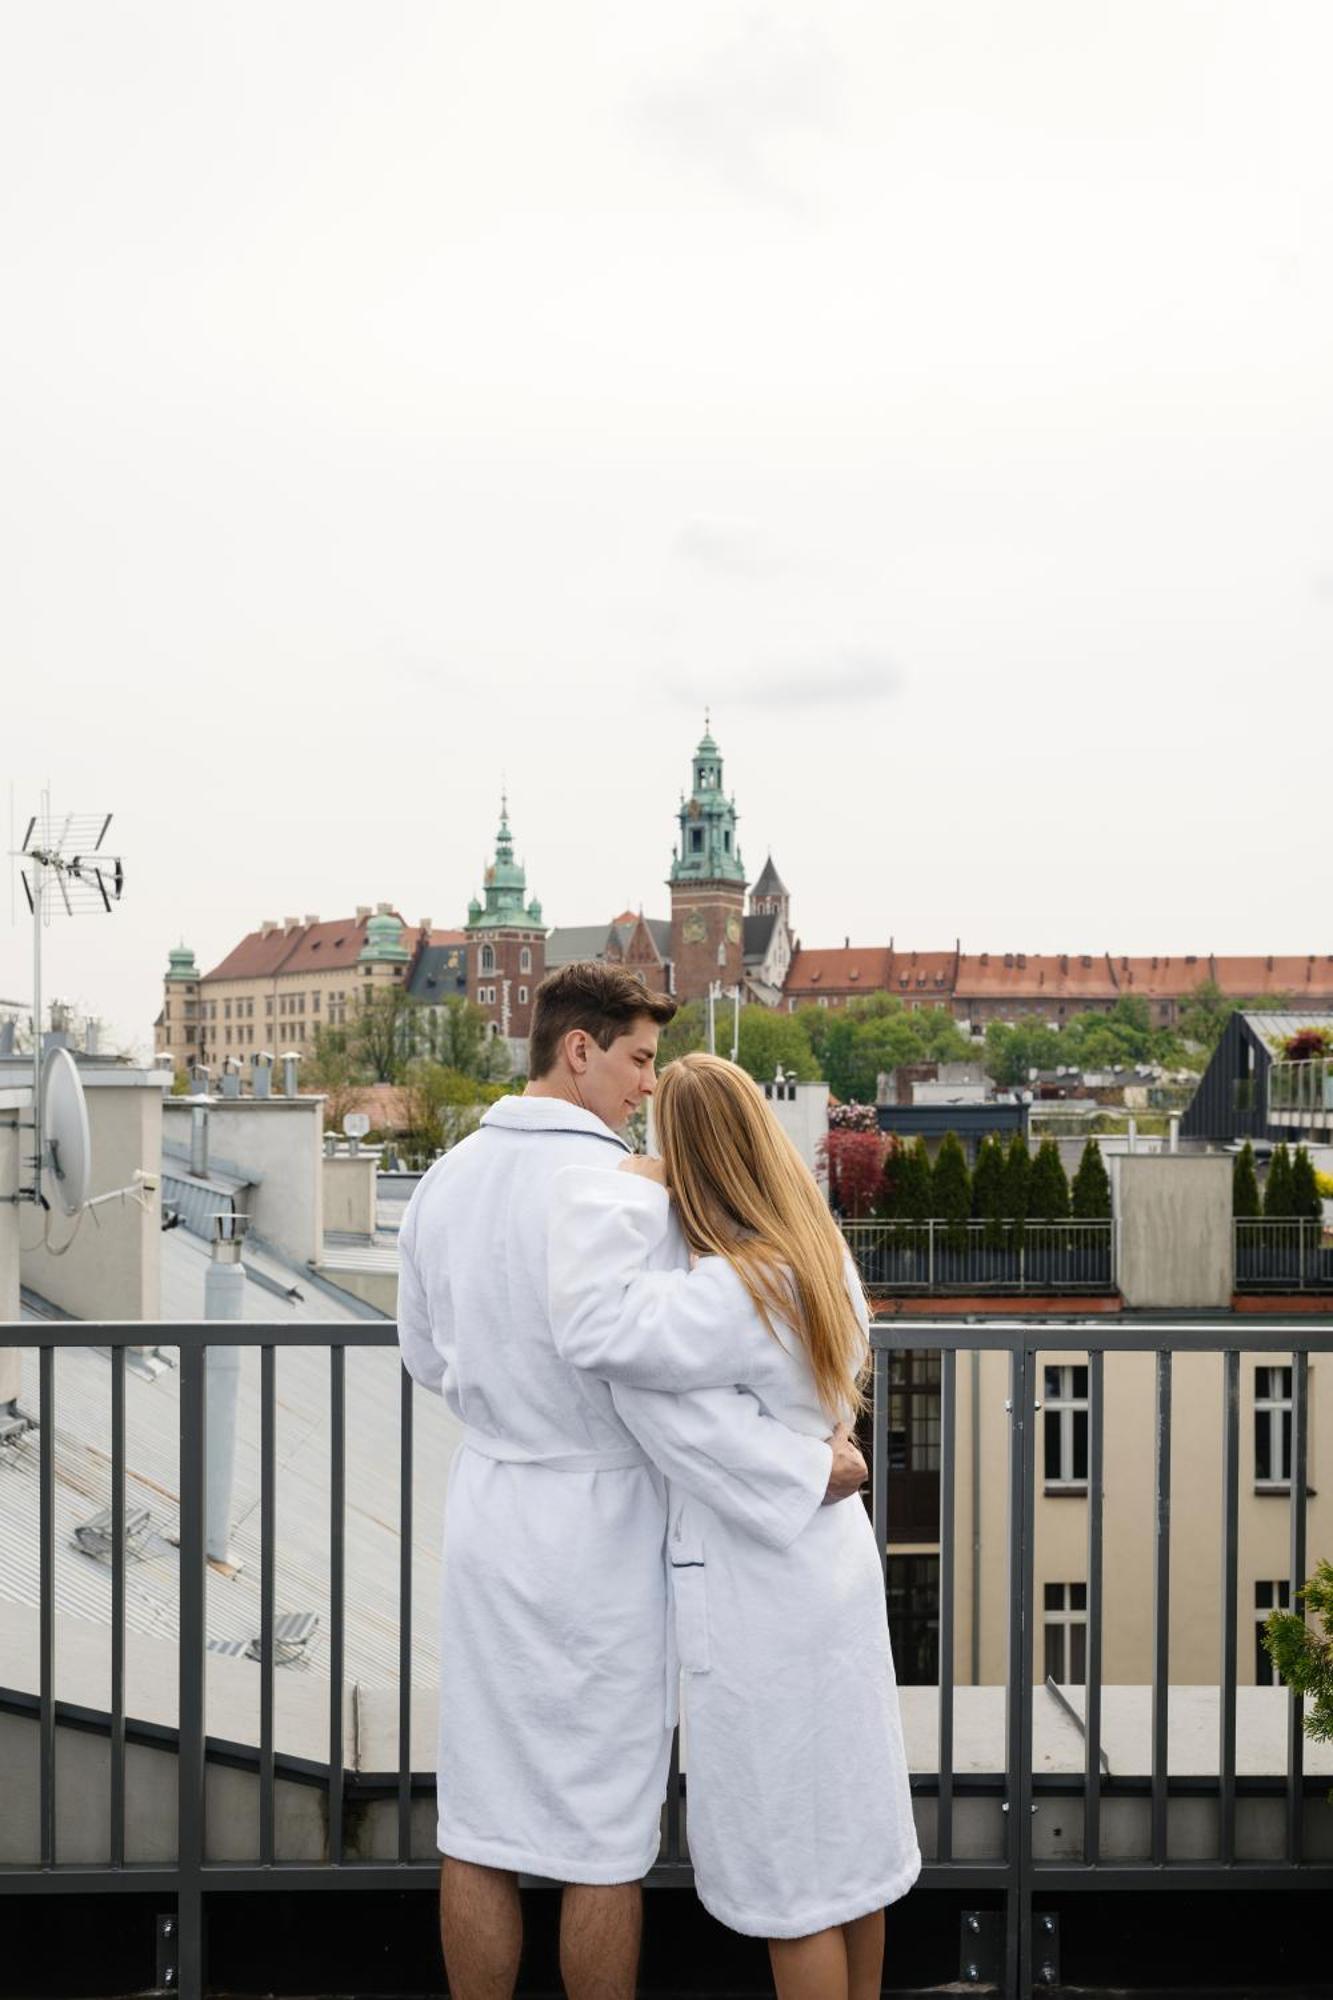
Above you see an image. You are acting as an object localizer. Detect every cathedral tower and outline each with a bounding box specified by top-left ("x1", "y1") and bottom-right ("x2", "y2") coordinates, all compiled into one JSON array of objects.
[
  {"x1": 668, "y1": 721, "x2": 747, "y2": 1002},
  {"x1": 465, "y1": 796, "x2": 546, "y2": 1049}
]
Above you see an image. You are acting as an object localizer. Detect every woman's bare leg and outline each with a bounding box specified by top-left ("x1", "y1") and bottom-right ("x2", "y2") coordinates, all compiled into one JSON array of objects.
[
  {"x1": 768, "y1": 1925, "x2": 848, "y2": 2000},
  {"x1": 844, "y1": 1908, "x2": 885, "y2": 2000}
]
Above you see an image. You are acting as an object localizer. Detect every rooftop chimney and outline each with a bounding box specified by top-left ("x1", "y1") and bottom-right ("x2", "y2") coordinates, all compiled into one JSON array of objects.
[
  {"x1": 188, "y1": 1061, "x2": 211, "y2": 1096},
  {"x1": 219, "y1": 1056, "x2": 242, "y2": 1100},
  {"x1": 355, "y1": 905, "x2": 372, "y2": 921},
  {"x1": 284, "y1": 916, "x2": 300, "y2": 932},
  {"x1": 376, "y1": 901, "x2": 393, "y2": 916},
  {"x1": 251, "y1": 1050, "x2": 273, "y2": 1099},
  {"x1": 84, "y1": 1018, "x2": 101, "y2": 1056},
  {"x1": 0, "y1": 1018, "x2": 15, "y2": 1057},
  {"x1": 190, "y1": 1104, "x2": 210, "y2": 1178},
  {"x1": 419, "y1": 916, "x2": 432, "y2": 932},
  {"x1": 303, "y1": 914, "x2": 319, "y2": 927},
  {"x1": 281, "y1": 1050, "x2": 301, "y2": 1097}
]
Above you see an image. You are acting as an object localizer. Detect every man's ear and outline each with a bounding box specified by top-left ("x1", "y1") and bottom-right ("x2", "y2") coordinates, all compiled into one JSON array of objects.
[{"x1": 565, "y1": 1028, "x2": 588, "y2": 1072}]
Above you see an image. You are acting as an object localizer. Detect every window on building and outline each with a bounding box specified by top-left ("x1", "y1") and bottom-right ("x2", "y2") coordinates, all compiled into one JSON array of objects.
[
  {"x1": 520, "y1": 947, "x2": 531, "y2": 974},
  {"x1": 723, "y1": 830, "x2": 731, "y2": 851},
  {"x1": 1044, "y1": 1365, "x2": 1089, "y2": 1487},
  {"x1": 481, "y1": 945, "x2": 496, "y2": 975},
  {"x1": 886, "y1": 1555, "x2": 939, "y2": 1685},
  {"x1": 1255, "y1": 1580, "x2": 1292, "y2": 1685},
  {"x1": 690, "y1": 828, "x2": 703, "y2": 853},
  {"x1": 225, "y1": 1000, "x2": 233, "y2": 1019},
  {"x1": 518, "y1": 986, "x2": 528, "y2": 1004},
  {"x1": 1043, "y1": 1582, "x2": 1087, "y2": 1684},
  {"x1": 163, "y1": 1001, "x2": 171, "y2": 1019},
  {"x1": 1255, "y1": 1366, "x2": 1293, "y2": 1487}
]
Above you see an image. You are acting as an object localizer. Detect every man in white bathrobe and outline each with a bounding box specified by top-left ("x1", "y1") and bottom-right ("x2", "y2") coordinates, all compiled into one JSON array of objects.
[{"x1": 397, "y1": 962, "x2": 868, "y2": 2000}]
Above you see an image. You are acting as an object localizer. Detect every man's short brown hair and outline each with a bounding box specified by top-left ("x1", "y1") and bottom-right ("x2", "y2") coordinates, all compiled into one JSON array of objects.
[{"x1": 528, "y1": 961, "x2": 677, "y2": 1079}]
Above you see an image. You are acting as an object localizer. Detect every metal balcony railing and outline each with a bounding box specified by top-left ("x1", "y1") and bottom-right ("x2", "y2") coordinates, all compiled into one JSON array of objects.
[
  {"x1": 1234, "y1": 1218, "x2": 1333, "y2": 1291},
  {"x1": 1268, "y1": 1055, "x2": 1333, "y2": 1122},
  {"x1": 0, "y1": 1318, "x2": 1329, "y2": 2000},
  {"x1": 843, "y1": 1218, "x2": 1115, "y2": 1294}
]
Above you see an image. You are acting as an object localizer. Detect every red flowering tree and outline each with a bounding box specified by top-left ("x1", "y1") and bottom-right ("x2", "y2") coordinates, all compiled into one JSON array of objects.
[{"x1": 819, "y1": 1129, "x2": 887, "y2": 1218}]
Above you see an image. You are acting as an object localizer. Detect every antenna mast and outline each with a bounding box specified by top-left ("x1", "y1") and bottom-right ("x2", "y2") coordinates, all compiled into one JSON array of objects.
[{"x1": 13, "y1": 795, "x2": 125, "y2": 1203}]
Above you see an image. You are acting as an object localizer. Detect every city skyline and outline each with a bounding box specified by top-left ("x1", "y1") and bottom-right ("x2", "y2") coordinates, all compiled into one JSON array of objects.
[{"x1": 5, "y1": 4, "x2": 1332, "y2": 1054}]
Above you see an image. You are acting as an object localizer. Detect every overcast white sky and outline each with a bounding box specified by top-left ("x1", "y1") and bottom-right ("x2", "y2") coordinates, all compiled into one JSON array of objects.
[{"x1": 3, "y1": 2, "x2": 1331, "y2": 1054}]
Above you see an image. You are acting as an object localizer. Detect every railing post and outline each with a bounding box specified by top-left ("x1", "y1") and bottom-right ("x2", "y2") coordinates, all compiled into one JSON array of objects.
[
  {"x1": 927, "y1": 1220, "x2": 935, "y2": 1294},
  {"x1": 178, "y1": 1339, "x2": 207, "y2": 2000}
]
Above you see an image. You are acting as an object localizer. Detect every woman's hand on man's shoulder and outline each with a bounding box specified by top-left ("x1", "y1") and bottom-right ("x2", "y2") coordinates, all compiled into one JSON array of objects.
[{"x1": 618, "y1": 1154, "x2": 667, "y2": 1184}]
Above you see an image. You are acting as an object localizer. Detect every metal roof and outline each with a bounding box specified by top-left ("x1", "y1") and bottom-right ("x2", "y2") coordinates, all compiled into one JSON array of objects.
[
  {"x1": 1240, "y1": 1011, "x2": 1333, "y2": 1056},
  {"x1": 0, "y1": 1324, "x2": 461, "y2": 1699}
]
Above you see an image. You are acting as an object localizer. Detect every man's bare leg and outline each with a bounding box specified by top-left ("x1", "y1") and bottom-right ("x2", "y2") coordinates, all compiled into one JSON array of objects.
[
  {"x1": 844, "y1": 1908, "x2": 885, "y2": 2000},
  {"x1": 768, "y1": 1925, "x2": 848, "y2": 1999},
  {"x1": 440, "y1": 1857, "x2": 522, "y2": 2000},
  {"x1": 560, "y1": 1881, "x2": 642, "y2": 2000}
]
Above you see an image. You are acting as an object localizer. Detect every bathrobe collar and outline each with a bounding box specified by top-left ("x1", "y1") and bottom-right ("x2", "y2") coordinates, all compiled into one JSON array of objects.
[{"x1": 481, "y1": 1092, "x2": 630, "y2": 1152}]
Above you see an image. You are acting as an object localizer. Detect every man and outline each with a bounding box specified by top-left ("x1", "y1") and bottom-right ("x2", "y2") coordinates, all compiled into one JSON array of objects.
[{"x1": 397, "y1": 962, "x2": 868, "y2": 2000}]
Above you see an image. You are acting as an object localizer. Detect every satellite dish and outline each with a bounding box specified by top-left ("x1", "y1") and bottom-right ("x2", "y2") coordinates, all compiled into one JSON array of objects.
[
  {"x1": 342, "y1": 1111, "x2": 370, "y2": 1139},
  {"x1": 42, "y1": 1047, "x2": 91, "y2": 1215}
]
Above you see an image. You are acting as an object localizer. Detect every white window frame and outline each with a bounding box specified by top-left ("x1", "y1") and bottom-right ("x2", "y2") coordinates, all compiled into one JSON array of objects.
[
  {"x1": 1255, "y1": 1366, "x2": 1293, "y2": 1489},
  {"x1": 519, "y1": 947, "x2": 531, "y2": 974},
  {"x1": 1043, "y1": 1364, "x2": 1089, "y2": 1490},
  {"x1": 480, "y1": 944, "x2": 496, "y2": 975},
  {"x1": 1254, "y1": 1578, "x2": 1292, "y2": 1685},
  {"x1": 1043, "y1": 1582, "x2": 1087, "y2": 1684}
]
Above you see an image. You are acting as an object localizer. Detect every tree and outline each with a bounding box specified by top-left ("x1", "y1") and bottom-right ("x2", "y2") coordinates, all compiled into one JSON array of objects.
[
  {"x1": 656, "y1": 1000, "x2": 708, "y2": 1067},
  {"x1": 305, "y1": 1024, "x2": 368, "y2": 1131},
  {"x1": 1264, "y1": 1143, "x2": 1296, "y2": 1218},
  {"x1": 351, "y1": 984, "x2": 415, "y2": 1083},
  {"x1": 1291, "y1": 1146, "x2": 1323, "y2": 1223},
  {"x1": 1028, "y1": 1138, "x2": 1071, "y2": 1220},
  {"x1": 735, "y1": 1006, "x2": 820, "y2": 1084},
  {"x1": 896, "y1": 1138, "x2": 934, "y2": 1223},
  {"x1": 983, "y1": 1019, "x2": 1063, "y2": 1089},
  {"x1": 819, "y1": 1129, "x2": 886, "y2": 1219},
  {"x1": 1232, "y1": 1141, "x2": 1261, "y2": 1218},
  {"x1": 1177, "y1": 979, "x2": 1238, "y2": 1055},
  {"x1": 971, "y1": 1133, "x2": 1007, "y2": 1246},
  {"x1": 1071, "y1": 1139, "x2": 1112, "y2": 1220},
  {"x1": 932, "y1": 1131, "x2": 971, "y2": 1247},
  {"x1": 878, "y1": 1135, "x2": 906, "y2": 1217},
  {"x1": 416, "y1": 997, "x2": 511, "y2": 1081},
  {"x1": 396, "y1": 1061, "x2": 510, "y2": 1165},
  {"x1": 1002, "y1": 1132, "x2": 1031, "y2": 1222},
  {"x1": 1262, "y1": 1559, "x2": 1333, "y2": 1756}
]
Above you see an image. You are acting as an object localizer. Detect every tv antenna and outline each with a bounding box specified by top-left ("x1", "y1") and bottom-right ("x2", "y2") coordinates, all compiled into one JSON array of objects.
[{"x1": 11, "y1": 794, "x2": 125, "y2": 1210}]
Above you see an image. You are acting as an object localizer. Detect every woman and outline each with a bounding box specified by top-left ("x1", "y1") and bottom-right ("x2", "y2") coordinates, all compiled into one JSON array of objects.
[{"x1": 548, "y1": 1052, "x2": 920, "y2": 2000}]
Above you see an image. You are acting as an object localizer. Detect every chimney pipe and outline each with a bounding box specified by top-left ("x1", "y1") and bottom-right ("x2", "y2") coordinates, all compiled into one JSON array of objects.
[
  {"x1": 251, "y1": 1050, "x2": 273, "y2": 1099},
  {"x1": 205, "y1": 1211, "x2": 248, "y2": 1566},
  {"x1": 219, "y1": 1056, "x2": 242, "y2": 1100},
  {"x1": 84, "y1": 1018, "x2": 100, "y2": 1056},
  {"x1": 0, "y1": 1018, "x2": 14, "y2": 1057},
  {"x1": 281, "y1": 1050, "x2": 301, "y2": 1097},
  {"x1": 190, "y1": 1105, "x2": 210, "y2": 1179},
  {"x1": 188, "y1": 1062, "x2": 211, "y2": 1097}
]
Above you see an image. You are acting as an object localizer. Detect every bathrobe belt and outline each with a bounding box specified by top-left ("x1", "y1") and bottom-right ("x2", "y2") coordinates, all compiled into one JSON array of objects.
[{"x1": 462, "y1": 1427, "x2": 651, "y2": 1473}]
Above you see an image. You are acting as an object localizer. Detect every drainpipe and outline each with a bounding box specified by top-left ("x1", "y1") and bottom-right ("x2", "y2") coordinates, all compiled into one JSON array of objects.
[
  {"x1": 970, "y1": 1349, "x2": 981, "y2": 1685},
  {"x1": 205, "y1": 1211, "x2": 247, "y2": 1567}
]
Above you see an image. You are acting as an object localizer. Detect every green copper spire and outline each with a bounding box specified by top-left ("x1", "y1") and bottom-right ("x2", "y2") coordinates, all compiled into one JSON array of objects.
[
  {"x1": 358, "y1": 910, "x2": 410, "y2": 963},
  {"x1": 166, "y1": 942, "x2": 198, "y2": 980},
  {"x1": 468, "y1": 794, "x2": 545, "y2": 932},
  {"x1": 669, "y1": 722, "x2": 746, "y2": 886}
]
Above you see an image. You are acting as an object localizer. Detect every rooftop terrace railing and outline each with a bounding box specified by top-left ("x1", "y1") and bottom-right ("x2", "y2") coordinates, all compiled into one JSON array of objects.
[
  {"x1": 1235, "y1": 1218, "x2": 1333, "y2": 1292},
  {"x1": 0, "y1": 1316, "x2": 1330, "y2": 2000},
  {"x1": 844, "y1": 1217, "x2": 1115, "y2": 1294}
]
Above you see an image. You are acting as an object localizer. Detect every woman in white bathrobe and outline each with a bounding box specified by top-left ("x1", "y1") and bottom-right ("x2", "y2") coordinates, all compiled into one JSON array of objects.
[{"x1": 548, "y1": 1052, "x2": 920, "y2": 2000}]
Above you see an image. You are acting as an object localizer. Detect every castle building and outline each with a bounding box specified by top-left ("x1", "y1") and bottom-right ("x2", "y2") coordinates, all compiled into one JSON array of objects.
[
  {"x1": 668, "y1": 724, "x2": 748, "y2": 1003},
  {"x1": 465, "y1": 799, "x2": 546, "y2": 1060},
  {"x1": 154, "y1": 906, "x2": 435, "y2": 1074}
]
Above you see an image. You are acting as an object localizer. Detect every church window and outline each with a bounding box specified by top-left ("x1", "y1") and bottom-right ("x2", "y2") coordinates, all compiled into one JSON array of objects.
[
  {"x1": 518, "y1": 986, "x2": 528, "y2": 1004},
  {"x1": 723, "y1": 831, "x2": 731, "y2": 851},
  {"x1": 690, "y1": 828, "x2": 703, "y2": 853},
  {"x1": 520, "y1": 947, "x2": 531, "y2": 973},
  {"x1": 480, "y1": 944, "x2": 496, "y2": 975}
]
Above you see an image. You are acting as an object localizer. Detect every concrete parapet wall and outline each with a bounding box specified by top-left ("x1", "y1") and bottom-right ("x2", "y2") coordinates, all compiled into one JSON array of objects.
[{"x1": 1114, "y1": 1153, "x2": 1233, "y2": 1307}]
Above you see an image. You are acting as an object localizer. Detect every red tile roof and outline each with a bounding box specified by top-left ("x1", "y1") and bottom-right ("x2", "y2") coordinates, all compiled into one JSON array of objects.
[
  {"x1": 785, "y1": 947, "x2": 895, "y2": 996},
  {"x1": 954, "y1": 952, "x2": 1118, "y2": 1000},
  {"x1": 203, "y1": 912, "x2": 406, "y2": 982}
]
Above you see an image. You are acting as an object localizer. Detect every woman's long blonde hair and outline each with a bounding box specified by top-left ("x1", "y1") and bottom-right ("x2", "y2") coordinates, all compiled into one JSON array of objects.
[{"x1": 653, "y1": 1052, "x2": 870, "y2": 1421}]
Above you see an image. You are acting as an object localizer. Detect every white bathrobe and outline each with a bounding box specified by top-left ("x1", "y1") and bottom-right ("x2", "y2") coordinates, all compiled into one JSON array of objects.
[
  {"x1": 547, "y1": 1166, "x2": 922, "y2": 1939},
  {"x1": 396, "y1": 1095, "x2": 834, "y2": 1884}
]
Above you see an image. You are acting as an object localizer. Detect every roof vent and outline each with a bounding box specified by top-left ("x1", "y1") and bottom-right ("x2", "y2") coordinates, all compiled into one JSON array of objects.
[
  {"x1": 74, "y1": 1504, "x2": 153, "y2": 1563},
  {"x1": 304, "y1": 914, "x2": 319, "y2": 926},
  {"x1": 260, "y1": 920, "x2": 278, "y2": 937},
  {"x1": 284, "y1": 916, "x2": 300, "y2": 930}
]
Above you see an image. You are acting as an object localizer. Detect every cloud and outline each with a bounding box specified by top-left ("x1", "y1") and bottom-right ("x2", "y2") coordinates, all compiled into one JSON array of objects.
[
  {"x1": 635, "y1": 15, "x2": 839, "y2": 211},
  {"x1": 674, "y1": 518, "x2": 791, "y2": 579},
  {"x1": 670, "y1": 647, "x2": 903, "y2": 712}
]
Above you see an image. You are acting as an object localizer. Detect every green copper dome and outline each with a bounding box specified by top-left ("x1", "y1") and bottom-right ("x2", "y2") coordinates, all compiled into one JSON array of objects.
[
  {"x1": 167, "y1": 943, "x2": 198, "y2": 980},
  {"x1": 669, "y1": 724, "x2": 746, "y2": 887},
  {"x1": 467, "y1": 797, "x2": 546, "y2": 934},
  {"x1": 358, "y1": 911, "x2": 410, "y2": 963}
]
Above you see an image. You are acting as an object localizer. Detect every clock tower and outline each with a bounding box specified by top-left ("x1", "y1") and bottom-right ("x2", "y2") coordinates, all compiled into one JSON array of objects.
[{"x1": 668, "y1": 720, "x2": 747, "y2": 1003}]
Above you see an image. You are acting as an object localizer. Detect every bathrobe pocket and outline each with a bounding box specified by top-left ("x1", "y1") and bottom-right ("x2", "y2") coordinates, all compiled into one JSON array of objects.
[{"x1": 669, "y1": 1532, "x2": 711, "y2": 1674}]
